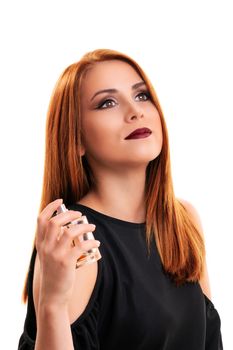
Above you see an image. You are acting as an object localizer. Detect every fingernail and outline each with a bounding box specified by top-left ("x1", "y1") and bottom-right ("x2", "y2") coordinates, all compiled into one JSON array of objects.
[{"x1": 96, "y1": 241, "x2": 101, "y2": 246}]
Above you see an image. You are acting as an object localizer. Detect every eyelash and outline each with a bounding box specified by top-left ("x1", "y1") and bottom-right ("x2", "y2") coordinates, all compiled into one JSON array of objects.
[{"x1": 96, "y1": 91, "x2": 151, "y2": 110}]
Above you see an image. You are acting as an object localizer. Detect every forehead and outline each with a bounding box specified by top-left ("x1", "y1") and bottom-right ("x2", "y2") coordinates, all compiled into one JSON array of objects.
[{"x1": 81, "y1": 60, "x2": 142, "y2": 94}]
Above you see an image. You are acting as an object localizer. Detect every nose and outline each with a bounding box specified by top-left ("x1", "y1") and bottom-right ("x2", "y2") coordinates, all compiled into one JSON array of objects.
[{"x1": 124, "y1": 103, "x2": 144, "y2": 123}]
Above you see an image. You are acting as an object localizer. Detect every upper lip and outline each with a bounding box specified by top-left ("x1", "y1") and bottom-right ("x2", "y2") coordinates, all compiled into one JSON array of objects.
[{"x1": 125, "y1": 127, "x2": 152, "y2": 139}]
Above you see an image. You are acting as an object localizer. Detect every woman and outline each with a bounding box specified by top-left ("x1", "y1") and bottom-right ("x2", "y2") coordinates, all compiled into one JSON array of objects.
[{"x1": 18, "y1": 49, "x2": 223, "y2": 349}]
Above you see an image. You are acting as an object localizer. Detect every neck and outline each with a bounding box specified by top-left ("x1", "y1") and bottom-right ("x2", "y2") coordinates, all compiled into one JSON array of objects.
[{"x1": 79, "y1": 166, "x2": 147, "y2": 223}]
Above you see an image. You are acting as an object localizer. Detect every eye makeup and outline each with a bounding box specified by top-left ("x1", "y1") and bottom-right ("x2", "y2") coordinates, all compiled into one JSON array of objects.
[{"x1": 95, "y1": 90, "x2": 151, "y2": 110}]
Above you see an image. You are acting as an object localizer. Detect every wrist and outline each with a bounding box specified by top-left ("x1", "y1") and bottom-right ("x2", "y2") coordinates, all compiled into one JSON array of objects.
[
  {"x1": 38, "y1": 300, "x2": 70, "y2": 322},
  {"x1": 39, "y1": 283, "x2": 70, "y2": 309},
  {"x1": 39, "y1": 293, "x2": 69, "y2": 310}
]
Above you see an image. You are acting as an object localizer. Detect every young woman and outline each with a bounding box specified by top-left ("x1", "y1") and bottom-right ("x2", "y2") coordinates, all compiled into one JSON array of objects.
[{"x1": 18, "y1": 49, "x2": 223, "y2": 349}]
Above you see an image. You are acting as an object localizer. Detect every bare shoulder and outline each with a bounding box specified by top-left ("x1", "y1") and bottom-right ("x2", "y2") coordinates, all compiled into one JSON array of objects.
[
  {"x1": 177, "y1": 198, "x2": 212, "y2": 300},
  {"x1": 178, "y1": 198, "x2": 204, "y2": 233},
  {"x1": 33, "y1": 253, "x2": 98, "y2": 325}
]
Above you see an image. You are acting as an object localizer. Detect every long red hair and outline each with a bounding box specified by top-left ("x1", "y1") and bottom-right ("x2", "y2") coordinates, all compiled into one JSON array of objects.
[{"x1": 22, "y1": 49, "x2": 205, "y2": 303}]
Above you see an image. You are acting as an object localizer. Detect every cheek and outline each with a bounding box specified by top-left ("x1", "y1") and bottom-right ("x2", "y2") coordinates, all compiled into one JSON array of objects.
[
  {"x1": 157, "y1": 120, "x2": 163, "y2": 145},
  {"x1": 81, "y1": 117, "x2": 117, "y2": 151},
  {"x1": 148, "y1": 105, "x2": 162, "y2": 126},
  {"x1": 155, "y1": 111, "x2": 162, "y2": 131},
  {"x1": 151, "y1": 109, "x2": 163, "y2": 144}
]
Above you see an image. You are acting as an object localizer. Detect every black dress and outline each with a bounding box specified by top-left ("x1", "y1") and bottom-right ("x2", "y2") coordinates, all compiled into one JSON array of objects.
[{"x1": 18, "y1": 203, "x2": 223, "y2": 349}]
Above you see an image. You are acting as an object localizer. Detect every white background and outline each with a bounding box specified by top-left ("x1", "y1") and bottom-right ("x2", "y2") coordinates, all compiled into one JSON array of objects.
[{"x1": 0, "y1": 0, "x2": 232, "y2": 348}]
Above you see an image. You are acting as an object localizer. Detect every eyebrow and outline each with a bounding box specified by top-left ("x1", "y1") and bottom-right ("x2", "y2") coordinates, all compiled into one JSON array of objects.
[{"x1": 90, "y1": 81, "x2": 146, "y2": 102}]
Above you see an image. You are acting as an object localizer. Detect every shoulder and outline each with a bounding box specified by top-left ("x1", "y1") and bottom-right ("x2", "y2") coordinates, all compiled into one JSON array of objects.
[
  {"x1": 178, "y1": 198, "x2": 204, "y2": 235},
  {"x1": 178, "y1": 198, "x2": 212, "y2": 300}
]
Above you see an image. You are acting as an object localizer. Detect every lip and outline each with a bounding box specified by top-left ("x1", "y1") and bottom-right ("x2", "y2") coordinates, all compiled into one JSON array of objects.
[{"x1": 125, "y1": 127, "x2": 152, "y2": 140}]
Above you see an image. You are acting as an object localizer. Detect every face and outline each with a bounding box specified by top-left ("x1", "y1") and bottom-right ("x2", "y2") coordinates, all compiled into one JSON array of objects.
[{"x1": 79, "y1": 60, "x2": 163, "y2": 170}]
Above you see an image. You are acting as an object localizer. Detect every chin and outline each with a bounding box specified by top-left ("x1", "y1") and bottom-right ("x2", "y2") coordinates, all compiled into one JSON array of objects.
[{"x1": 137, "y1": 148, "x2": 161, "y2": 161}]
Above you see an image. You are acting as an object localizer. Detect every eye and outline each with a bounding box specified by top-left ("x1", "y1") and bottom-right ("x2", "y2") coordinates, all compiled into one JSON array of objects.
[
  {"x1": 96, "y1": 91, "x2": 151, "y2": 110},
  {"x1": 96, "y1": 98, "x2": 117, "y2": 109},
  {"x1": 135, "y1": 91, "x2": 151, "y2": 101}
]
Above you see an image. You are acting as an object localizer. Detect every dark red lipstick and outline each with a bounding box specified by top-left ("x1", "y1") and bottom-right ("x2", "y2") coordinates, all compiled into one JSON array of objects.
[{"x1": 125, "y1": 127, "x2": 152, "y2": 140}]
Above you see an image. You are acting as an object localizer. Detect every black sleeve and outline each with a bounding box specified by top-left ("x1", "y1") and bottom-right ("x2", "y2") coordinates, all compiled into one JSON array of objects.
[
  {"x1": 18, "y1": 333, "x2": 35, "y2": 350},
  {"x1": 18, "y1": 298, "x2": 100, "y2": 350},
  {"x1": 204, "y1": 294, "x2": 223, "y2": 349},
  {"x1": 18, "y1": 248, "x2": 37, "y2": 349}
]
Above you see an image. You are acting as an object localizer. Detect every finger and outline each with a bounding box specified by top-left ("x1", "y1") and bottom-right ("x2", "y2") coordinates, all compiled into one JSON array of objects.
[
  {"x1": 51, "y1": 210, "x2": 83, "y2": 228},
  {"x1": 70, "y1": 239, "x2": 101, "y2": 264},
  {"x1": 43, "y1": 212, "x2": 82, "y2": 246},
  {"x1": 36, "y1": 199, "x2": 63, "y2": 245},
  {"x1": 41, "y1": 198, "x2": 64, "y2": 219},
  {"x1": 76, "y1": 238, "x2": 101, "y2": 253},
  {"x1": 58, "y1": 223, "x2": 96, "y2": 248},
  {"x1": 42, "y1": 211, "x2": 83, "y2": 248}
]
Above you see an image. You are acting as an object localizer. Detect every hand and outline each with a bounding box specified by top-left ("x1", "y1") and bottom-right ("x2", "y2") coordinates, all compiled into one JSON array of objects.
[{"x1": 35, "y1": 199, "x2": 100, "y2": 307}]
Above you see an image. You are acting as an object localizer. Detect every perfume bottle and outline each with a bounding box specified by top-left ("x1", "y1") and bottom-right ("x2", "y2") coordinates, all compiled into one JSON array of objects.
[{"x1": 56, "y1": 204, "x2": 101, "y2": 268}]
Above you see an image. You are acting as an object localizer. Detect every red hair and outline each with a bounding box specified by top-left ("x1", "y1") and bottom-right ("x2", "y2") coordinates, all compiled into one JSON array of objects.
[{"x1": 22, "y1": 49, "x2": 205, "y2": 303}]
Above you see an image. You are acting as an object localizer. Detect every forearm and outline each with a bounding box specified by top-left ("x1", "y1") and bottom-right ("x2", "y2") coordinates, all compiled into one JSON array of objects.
[{"x1": 35, "y1": 303, "x2": 74, "y2": 350}]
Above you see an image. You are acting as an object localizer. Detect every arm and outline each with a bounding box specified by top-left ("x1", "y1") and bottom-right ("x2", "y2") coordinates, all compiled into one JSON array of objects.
[
  {"x1": 36, "y1": 302, "x2": 74, "y2": 350},
  {"x1": 33, "y1": 199, "x2": 100, "y2": 350},
  {"x1": 179, "y1": 199, "x2": 212, "y2": 300},
  {"x1": 34, "y1": 255, "x2": 74, "y2": 350}
]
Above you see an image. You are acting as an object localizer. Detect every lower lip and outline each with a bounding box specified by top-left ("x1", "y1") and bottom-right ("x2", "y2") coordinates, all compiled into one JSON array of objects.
[{"x1": 126, "y1": 132, "x2": 152, "y2": 140}]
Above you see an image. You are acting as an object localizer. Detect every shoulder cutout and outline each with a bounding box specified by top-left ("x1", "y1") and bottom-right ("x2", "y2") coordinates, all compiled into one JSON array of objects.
[{"x1": 178, "y1": 198, "x2": 212, "y2": 300}]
